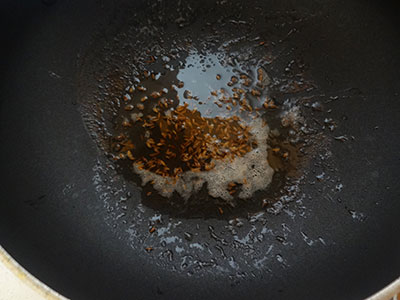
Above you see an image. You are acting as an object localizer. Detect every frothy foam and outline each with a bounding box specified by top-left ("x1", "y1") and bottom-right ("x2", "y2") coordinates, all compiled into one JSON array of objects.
[{"x1": 133, "y1": 118, "x2": 274, "y2": 204}]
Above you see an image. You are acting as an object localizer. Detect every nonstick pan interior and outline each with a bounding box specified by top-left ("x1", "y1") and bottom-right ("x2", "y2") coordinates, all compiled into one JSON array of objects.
[{"x1": 0, "y1": 0, "x2": 399, "y2": 299}]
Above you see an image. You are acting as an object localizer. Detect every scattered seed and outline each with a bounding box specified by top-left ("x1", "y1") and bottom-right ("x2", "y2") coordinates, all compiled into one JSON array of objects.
[
  {"x1": 251, "y1": 89, "x2": 261, "y2": 96},
  {"x1": 124, "y1": 104, "x2": 134, "y2": 111},
  {"x1": 150, "y1": 91, "x2": 161, "y2": 99},
  {"x1": 123, "y1": 94, "x2": 131, "y2": 101}
]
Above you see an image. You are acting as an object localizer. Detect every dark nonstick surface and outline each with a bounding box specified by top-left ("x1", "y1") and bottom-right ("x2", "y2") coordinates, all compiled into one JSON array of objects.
[{"x1": 1, "y1": 0, "x2": 400, "y2": 299}]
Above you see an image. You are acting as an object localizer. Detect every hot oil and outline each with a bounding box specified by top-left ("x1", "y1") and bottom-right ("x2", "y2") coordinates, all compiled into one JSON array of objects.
[
  {"x1": 106, "y1": 46, "x2": 307, "y2": 217},
  {"x1": 78, "y1": 0, "x2": 319, "y2": 218}
]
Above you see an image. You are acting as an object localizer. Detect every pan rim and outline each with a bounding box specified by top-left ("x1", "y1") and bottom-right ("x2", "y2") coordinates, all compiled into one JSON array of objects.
[
  {"x1": 0, "y1": 245, "x2": 398, "y2": 300},
  {"x1": 0, "y1": 246, "x2": 67, "y2": 300},
  {"x1": 367, "y1": 277, "x2": 400, "y2": 300}
]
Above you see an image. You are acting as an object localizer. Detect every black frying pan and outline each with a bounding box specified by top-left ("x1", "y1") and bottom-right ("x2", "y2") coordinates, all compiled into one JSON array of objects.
[{"x1": 1, "y1": 0, "x2": 399, "y2": 299}]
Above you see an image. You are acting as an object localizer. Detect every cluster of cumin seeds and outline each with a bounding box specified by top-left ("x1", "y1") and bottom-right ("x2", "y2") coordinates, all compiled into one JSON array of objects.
[{"x1": 112, "y1": 101, "x2": 257, "y2": 179}]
